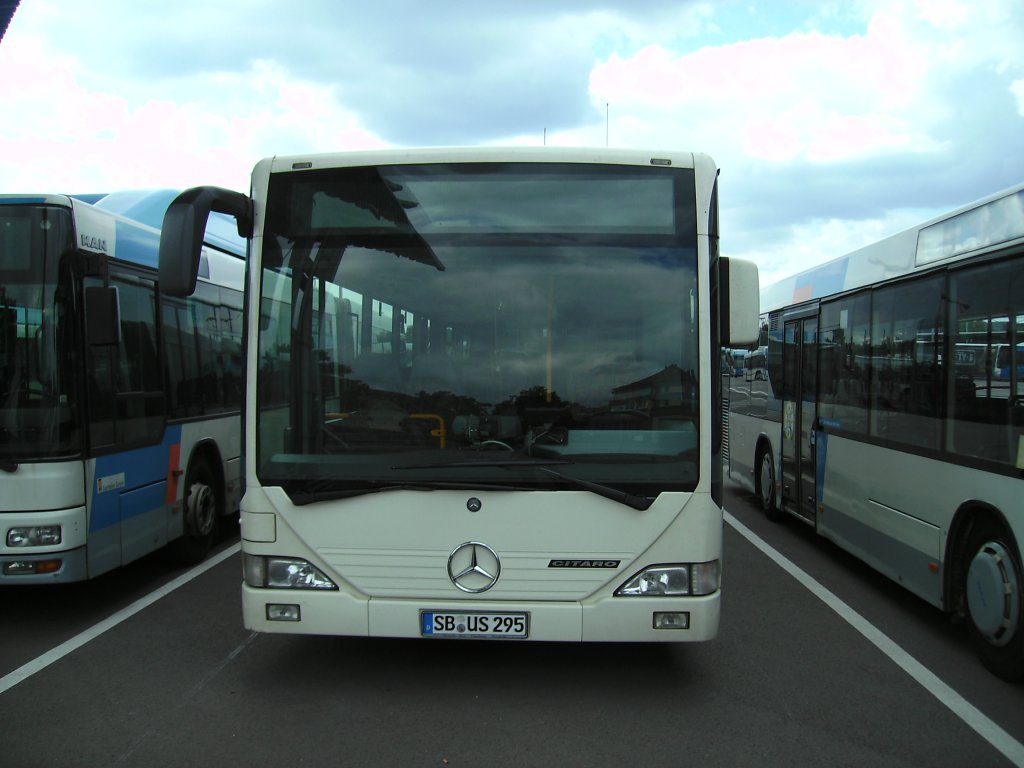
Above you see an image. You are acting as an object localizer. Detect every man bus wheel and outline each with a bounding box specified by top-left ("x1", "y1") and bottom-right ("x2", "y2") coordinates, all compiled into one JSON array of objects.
[
  {"x1": 172, "y1": 458, "x2": 220, "y2": 565},
  {"x1": 962, "y1": 515, "x2": 1024, "y2": 683},
  {"x1": 758, "y1": 448, "x2": 783, "y2": 522}
]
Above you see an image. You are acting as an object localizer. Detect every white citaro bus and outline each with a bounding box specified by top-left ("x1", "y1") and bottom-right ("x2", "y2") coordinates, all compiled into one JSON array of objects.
[
  {"x1": 0, "y1": 191, "x2": 246, "y2": 582},
  {"x1": 726, "y1": 182, "x2": 1024, "y2": 681},
  {"x1": 158, "y1": 147, "x2": 759, "y2": 642}
]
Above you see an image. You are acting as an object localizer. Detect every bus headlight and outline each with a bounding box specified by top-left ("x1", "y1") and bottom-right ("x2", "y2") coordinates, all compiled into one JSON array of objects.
[
  {"x1": 615, "y1": 561, "x2": 719, "y2": 597},
  {"x1": 7, "y1": 525, "x2": 62, "y2": 547},
  {"x1": 243, "y1": 554, "x2": 337, "y2": 590}
]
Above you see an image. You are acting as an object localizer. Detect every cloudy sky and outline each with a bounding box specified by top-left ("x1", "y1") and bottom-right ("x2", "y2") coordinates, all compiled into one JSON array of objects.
[{"x1": 1, "y1": 0, "x2": 1022, "y2": 284}]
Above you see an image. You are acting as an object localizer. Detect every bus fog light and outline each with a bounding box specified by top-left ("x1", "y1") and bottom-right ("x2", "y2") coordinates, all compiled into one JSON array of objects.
[
  {"x1": 3, "y1": 558, "x2": 62, "y2": 575},
  {"x1": 7, "y1": 526, "x2": 62, "y2": 547},
  {"x1": 616, "y1": 565, "x2": 691, "y2": 596},
  {"x1": 653, "y1": 611, "x2": 690, "y2": 629},
  {"x1": 4, "y1": 560, "x2": 37, "y2": 575},
  {"x1": 266, "y1": 604, "x2": 301, "y2": 622}
]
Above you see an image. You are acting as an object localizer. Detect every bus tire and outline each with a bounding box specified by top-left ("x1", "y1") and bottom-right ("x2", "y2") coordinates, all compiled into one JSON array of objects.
[
  {"x1": 962, "y1": 517, "x2": 1024, "y2": 682},
  {"x1": 171, "y1": 458, "x2": 220, "y2": 565},
  {"x1": 757, "y1": 448, "x2": 783, "y2": 522}
]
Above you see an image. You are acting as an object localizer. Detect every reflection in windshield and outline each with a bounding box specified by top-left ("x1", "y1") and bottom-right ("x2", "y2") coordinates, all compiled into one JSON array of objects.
[
  {"x1": 256, "y1": 163, "x2": 701, "y2": 499},
  {"x1": 0, "y1": 205, "x2": 81, "y2": 461}
]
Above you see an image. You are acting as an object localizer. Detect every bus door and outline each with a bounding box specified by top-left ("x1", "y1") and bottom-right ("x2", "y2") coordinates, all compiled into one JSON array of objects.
[{"x1": 780, "y1": 315, "x2": 818, "y2": 524}]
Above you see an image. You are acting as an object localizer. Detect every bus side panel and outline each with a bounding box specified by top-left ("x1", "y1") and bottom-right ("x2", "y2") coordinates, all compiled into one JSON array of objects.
[
  {"x1": 726, "y1": 410, "x2": 761, "y2": 495},
  {"x1": 120, "y1": 483, "x2": 171, "y2": 564},
  {"x1": 85, "y1": 457, "x2": 120, "y2": 577},
  {"x1": 86, "y1": 425, "x2": 183, "y2": 577},
  {"x1": 817, "y1": 435, "x2": 955, "y2": 609}
]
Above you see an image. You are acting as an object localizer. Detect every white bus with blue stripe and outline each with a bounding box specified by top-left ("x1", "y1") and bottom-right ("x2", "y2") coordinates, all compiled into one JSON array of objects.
[
  {"x1": 0, "y1": 191, "x2": 245, "y2": 582},
  {"x1": 725, "y1": 181, "x2": 1024, "y2": 682}
]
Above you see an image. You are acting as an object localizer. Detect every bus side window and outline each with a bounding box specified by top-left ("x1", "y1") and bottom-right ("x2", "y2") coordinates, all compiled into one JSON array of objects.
[
  {"x1": 868, "y1": 276, "x2": 943, "y2": 449},
  {"x1": 819, "y1": 292, "x2": 870, "y2": 436},
  {"x1": 948, "y1": 261, "x2": 1024, "y2": 465},
  {"x1": 113, "y1": 275, "x2": 164, "y2": 445},
  {"x1": 87, "y1": 273, "x2": 164, "y2": 449}
]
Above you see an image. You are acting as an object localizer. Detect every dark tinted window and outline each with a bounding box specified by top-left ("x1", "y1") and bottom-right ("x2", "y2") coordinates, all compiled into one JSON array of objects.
[
  {"x1": 948, "y1": 259, "x2": 1024, "y2": 466},
  {"x1": 868, "y1": 275, "x2": 945, "y2": 449},
  {"x1": 819, "y1": 291, "x2": 870, "y2": 435},
  {"x1": 88, "y1": 273, "x2": 164, "y2": 448}
]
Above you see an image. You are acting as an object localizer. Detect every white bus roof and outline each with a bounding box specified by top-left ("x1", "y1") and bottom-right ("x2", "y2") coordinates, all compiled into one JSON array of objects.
[
  {"x1": 0, "y1": 190, "x2": 245, "y2": 281},
  {"x1": 257, "y1": 146, "x2": 714, "y2": 173},
  {"x1": 761, "y1": 180, "x2": 1024, "y2": 313}
]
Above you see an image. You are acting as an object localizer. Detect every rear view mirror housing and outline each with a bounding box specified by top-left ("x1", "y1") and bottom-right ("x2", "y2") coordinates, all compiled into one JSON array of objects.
[
  {"x1": 159, "y1": 186, "x2": 252, "y2": 297},
  {"x1": 719, "y1": 257, "x2": 759, "y2": 347}
]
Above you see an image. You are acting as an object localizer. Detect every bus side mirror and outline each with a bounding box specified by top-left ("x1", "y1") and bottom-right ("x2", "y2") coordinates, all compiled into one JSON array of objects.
[
  {"x1": 720, "y1": 256, "x2": 759, "y2": 347},
  {"x1": 85, "y1": 286, "x2": 121, "y2": 346},
  {"x1": 159, "y1": 186, "x2": 252, "y2": 297}
]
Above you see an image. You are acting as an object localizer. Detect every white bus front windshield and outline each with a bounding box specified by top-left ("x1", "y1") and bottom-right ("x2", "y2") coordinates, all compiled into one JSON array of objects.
[
  {"x1": 0, "y1": 204, "x2": 81, "y2": 462},
  {"x1": 256, "y1": 162, "x2": 701, "y2": 504}
]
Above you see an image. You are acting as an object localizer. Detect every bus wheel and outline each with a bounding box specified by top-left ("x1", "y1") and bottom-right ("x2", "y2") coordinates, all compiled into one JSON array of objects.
[
  {"x1": 758, "y1": 449, "x2": 782, "y2": 522},
  {"x1": 963, "y1": 518, "x2": 1024, "y2": 682},
  {"x1": 172, "y1": 460, "x2": 219, "y2": 565}
]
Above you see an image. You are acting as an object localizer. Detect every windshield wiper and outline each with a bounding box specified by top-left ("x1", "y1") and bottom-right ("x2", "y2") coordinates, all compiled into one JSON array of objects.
[
  {"x1": 391, "y1": 459, "x2": 653, "y2": 511},
  {"x1": 288, "y1": 479, "x2": 536, "y2": 506},
  {"x1": 532, "y1": 466, "x2": 652, "y2": 511}
]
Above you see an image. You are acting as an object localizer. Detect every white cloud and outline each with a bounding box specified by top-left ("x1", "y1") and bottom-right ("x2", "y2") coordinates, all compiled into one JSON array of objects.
[
  {"x1": 1, "y1": 0, "x2": 1021, "y2": 286},
  {"x1": 1012, "y1": 80, "x2": 1024, "y2": 116},
  {"x1": 0, "y1": 31, "x2": 387, "y2": 192},
  {"x1": 907, "y1": 0, "x2": 968, "y2": 28},
  {"x1": 587, "y1": 22, "x2": 938, "y2": 166}
]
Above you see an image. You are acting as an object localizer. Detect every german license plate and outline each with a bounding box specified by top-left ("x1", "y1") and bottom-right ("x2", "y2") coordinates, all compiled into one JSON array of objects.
[{"x1": 420, "y1": 611, "x2": 529, "y2": 638}]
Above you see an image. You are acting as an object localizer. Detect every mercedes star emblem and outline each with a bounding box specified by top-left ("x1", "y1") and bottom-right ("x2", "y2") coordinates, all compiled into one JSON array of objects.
[{"x1": 447, "y1": 541, "x2": 501, "y2": 593}]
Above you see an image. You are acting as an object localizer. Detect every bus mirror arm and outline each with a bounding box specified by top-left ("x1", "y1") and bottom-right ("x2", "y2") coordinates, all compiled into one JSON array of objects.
[{"x1": 159, "y1": 186, "x2": 253, "y2": 297}]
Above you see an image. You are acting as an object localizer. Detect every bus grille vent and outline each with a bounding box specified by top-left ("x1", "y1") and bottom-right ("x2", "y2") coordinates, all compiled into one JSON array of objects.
[{"x1": 721, "y1": 395, "x2": 730, "y2": 461}]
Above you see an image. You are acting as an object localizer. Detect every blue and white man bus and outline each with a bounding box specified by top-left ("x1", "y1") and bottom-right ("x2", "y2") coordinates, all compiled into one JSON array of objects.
[{"x1": 0, "y1": 191, "x2": 245, "y2": 582}]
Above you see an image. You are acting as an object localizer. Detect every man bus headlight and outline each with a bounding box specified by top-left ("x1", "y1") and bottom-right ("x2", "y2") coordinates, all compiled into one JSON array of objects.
[
  {"x1": 7, "y1": 525, "x2": 62, "y2": 547},
  {"x1": 614, "y1": 561, "x2": 720, "y2": 597},
  {"x1": 243, "y1": 554, "x2": 337, "y2": 590}
]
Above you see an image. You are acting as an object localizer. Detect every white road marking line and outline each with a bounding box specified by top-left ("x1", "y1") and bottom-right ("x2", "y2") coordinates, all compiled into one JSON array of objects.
[
  {"x1": 0, "y1": 543, "x2": 241, "y2": 695},
  {"x1": 725, "y1": 510, "x2": 1024, "y2": 768}
]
